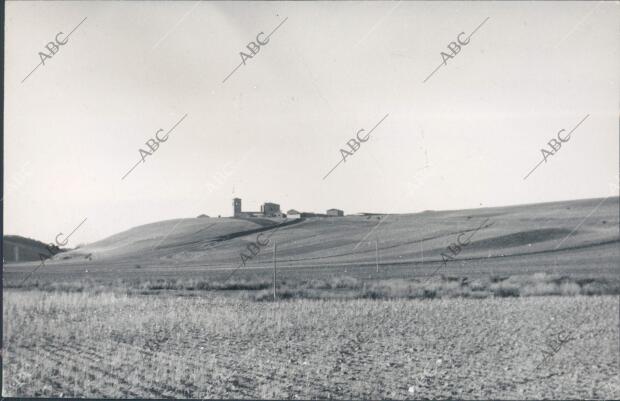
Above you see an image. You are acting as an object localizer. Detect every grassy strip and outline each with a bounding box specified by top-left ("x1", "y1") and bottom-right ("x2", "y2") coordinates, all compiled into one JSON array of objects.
[{"x1": 5, "y1": 272, "x2": 618, "y2": 300}]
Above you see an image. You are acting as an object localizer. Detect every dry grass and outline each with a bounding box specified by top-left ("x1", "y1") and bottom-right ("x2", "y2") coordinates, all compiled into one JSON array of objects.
[
  {"x1": 3, "y1": 290, "x2": 619, "y2": 399},
  {"x1": 7, "y1": 272, "x2": 619, "y2": 301}
]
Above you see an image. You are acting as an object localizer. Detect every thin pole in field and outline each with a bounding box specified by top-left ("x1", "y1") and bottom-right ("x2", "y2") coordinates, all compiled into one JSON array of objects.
[
  {"x1": 375, "y1": 238, "x2": 379, "y2": 273},
  {"x1": 419, "y1": 242, "x2": 424, "y2": 276},
  {"x1": 273, "y1": 241, "x2": 277, "y2": 301}
]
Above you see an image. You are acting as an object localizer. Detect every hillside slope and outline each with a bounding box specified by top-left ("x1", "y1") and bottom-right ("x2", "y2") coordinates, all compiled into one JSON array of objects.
[
  {"x1": 54, "y1": 197, "x2": 618, "y2": 270},
  {"x1": 3, "y1": 235, "x2": 64, "y2": 262}
]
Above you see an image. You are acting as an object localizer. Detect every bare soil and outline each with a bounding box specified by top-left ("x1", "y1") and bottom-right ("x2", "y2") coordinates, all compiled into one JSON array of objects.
[{"x1": 3, "y1": 291, "x2": 618, "y2": 399}]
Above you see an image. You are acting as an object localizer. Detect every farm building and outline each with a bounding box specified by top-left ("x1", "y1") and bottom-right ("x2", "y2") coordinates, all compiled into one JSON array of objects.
[
  {"x1": 261, "y1": 202, "x2": 282, "y2": 217},
  {"x1": 233, "y1": 197, "x2": 342, "y2": 219},
  {"x1": 232, "y1": 198, "x2": 259, "y2": 217},
  {"x1": 327, "y1": 208, "x2": 344, "y2": 216},
  {"x1": 233, "y1": 198, "x2": 284, "y2": 218},
  {"x1": 287, "y1": 209, "x2": 301, "y2": 219},
  {"x1": 299, "y1": 212, "x2": 328, "y2": 218}
]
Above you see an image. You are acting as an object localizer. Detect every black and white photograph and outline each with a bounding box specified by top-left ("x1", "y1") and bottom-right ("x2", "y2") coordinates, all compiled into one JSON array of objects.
[{"x1": 2, "y1": 1, "x2": 619, "y2": 399}]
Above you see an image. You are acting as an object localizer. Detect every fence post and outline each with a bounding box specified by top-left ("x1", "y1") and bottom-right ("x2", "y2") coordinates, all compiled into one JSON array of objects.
[
  {"x1": 375, "y1": 239, "x2": 379, "y2": 273},
  {"x1": 273, "y1": 241, "x2": 277, "y2": 301}
]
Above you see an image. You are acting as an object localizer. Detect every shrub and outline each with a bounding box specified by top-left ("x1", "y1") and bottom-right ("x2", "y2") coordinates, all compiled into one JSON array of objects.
[
  {"x1": 559, "y1": 282, "x2": 581, "y2": 296},
  {"x1": 490, "y1": 282, "x2": 520, "y2": 297}
]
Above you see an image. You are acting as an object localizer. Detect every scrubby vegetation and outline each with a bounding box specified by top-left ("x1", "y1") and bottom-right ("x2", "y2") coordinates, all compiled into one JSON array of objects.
[
  {"x1": 6, "y1": 272, "x2": 618, "y2": 301},
  {"x1": 248, "y1": 273, "x2": 619, "y2": 301}
]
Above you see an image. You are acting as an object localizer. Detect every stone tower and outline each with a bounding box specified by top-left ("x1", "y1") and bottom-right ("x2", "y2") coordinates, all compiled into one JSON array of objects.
[{"x1": 233, "y1": 198, "x2": 242, "y2": 217}]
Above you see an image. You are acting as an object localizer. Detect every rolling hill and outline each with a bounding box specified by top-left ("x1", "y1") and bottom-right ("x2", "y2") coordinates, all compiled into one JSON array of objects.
[
  {"x1": 4, "y1": 196, "x2": 619, "y2": 287},
  {"x1": 57, "y1": 196, "x2": 618, "y2": 266},
  {"x1": 2, "y1": 235, "x2": 65, "y2": 263}
]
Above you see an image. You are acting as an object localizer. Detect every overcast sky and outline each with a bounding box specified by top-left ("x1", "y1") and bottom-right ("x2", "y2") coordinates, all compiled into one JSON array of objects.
[{"x1": 4, "y1": 1, "x2": 619, "y2": 245}]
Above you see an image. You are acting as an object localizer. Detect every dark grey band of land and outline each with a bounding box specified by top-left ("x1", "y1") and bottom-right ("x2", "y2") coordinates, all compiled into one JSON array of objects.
[
  {"x1": 523, "y1": 114, "x2": 590, "y2": 180},
  {"x1": 222, "y1": 17, "x2": 289, "y2": 83},
  {"x1": 17, "y1": 217, "x2": 88, "y2": 286},
  {"x1": 220, "y1": 218, "x2": 292, "y2": 283},
  {"x1": 422, "y1": 16, "x2": 490, "y2": 84},
  {"x1": 322, "y1": 113, "x2": 390, "y2": 180},
  {"x1": 422, "y1": 217, "x2": 492, "y2": 283},
  {"x1": 14, "y1": 236, "x2": 618, "y2": 285},
  {"x1": 121, "y1": 113, "x2": 188, "y2": 180},
  {"x1": 21, "y1": 17, "x2": 88, "y2": 84}
]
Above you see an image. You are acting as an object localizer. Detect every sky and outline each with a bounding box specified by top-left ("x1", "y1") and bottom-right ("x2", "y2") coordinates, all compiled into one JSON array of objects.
[{"x1": 4, "y1": 1, "x2": 619, "y2": 245}]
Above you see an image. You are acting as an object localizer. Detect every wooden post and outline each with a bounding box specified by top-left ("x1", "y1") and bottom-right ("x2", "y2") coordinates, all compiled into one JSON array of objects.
[
  {"x1": 273, "y1": 241, "x2": 277, "y2": 301},
  {"x1": 375, "y1": 239, "x2": 379, "y2": 273}
]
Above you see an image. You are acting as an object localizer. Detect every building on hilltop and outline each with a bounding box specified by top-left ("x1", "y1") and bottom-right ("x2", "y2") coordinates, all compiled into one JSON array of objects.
[
  {"x1": 233, "y1": 197, "x2": 342, "y2": 219},
  {"x1": 233, "y1": 198, "x2": 242, "y2": 217},
  {"x1": 261, "y1": 202, "x2": 282, "y2": 217},
  {"x1": 232, "y1": 198, "x2": 283, "y2": 218},
  {"x1": 299, "y1": 212, "x2": 328, "y2": 218},
  {"x1": 287, "y1": 209, "x2": 301, "y2": 219},
  {"x1": 327, "y1": 208, "x2": 344, "y2": 216}
]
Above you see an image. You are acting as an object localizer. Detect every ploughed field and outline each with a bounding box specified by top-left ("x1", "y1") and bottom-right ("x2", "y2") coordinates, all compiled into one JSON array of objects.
[
  {"x1": 3, "y1": 198, "x2": 619, "y2": 397},
  {"x1": 3, "y1": 197, "x2": 619, "y2": 291},
  {"x1": 3, "y1": 291, "x2": 619, "y2": 399}
]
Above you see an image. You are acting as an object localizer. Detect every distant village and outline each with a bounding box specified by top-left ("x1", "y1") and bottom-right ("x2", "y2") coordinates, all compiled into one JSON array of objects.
[{"x1": 232, "y1": 197, "x2": 344, "y2": 219}]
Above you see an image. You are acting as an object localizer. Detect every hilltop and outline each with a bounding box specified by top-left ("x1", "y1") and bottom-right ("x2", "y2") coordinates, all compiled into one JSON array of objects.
[
  {"x1": 52, "y1": 196, "x2": 618, "y2": 271},
  {"x1": 4, "y1": 196, "x2": 619, "y2": 297}
]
